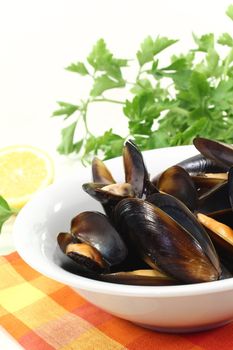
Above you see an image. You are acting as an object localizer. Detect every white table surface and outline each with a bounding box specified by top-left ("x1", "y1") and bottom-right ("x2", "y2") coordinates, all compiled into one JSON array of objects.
[{"x1": 1, "y1": 0, "x2": 232, "y2": 348}]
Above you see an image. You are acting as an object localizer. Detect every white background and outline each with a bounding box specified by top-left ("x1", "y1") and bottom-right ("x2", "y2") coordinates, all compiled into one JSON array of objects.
[{"x1": 1, "y1": 0, "x2": 233, "y2": 155}]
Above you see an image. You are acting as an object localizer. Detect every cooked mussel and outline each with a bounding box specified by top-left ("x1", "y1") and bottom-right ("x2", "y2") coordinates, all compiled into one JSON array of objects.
[
  {"x1": 83, "y1": 139, "x2": 151, "y2": 217},
  {"x1": 57, "y1": 211, "x2": 128, "y2": 275},
  {"x1": 123, "y1": 139, "x2": 151, "y2": 197},
  {"x1": 198, "y1": 181, "x2": 230, "y2": 214},
  {"x1": 100, "y1": 269, "x2": 178, "y2": 286},
  {"x1": 92, "y1": 157, "x2": 116, "y2": 184},
  {"x1": 82, "y1": 182, "x2": 135, "y2": 218},
  {"x1": 154, "y1": 165, "x2": 198, "y2": 211},
  {"x1": 177, "y1": 153, "x2": 228, "y2": 175},
  {"x1": 58, "y1": 137, "x2": 233, "y2": 285},
  {"x1": 57, "y1": 232, "x2": 107, "y2": 274},
  {"x1": 115, "y1": 198, "x2": 221, "y2": 283},
  {"x1": 191, "y1": 173, "x2": 227, "y2": 197},
  {"x1": 193, "y1": 137, "x2": 233, "y2": 168},
  {"x1": 197, "y1": 211, "x2": 233, "y2": 271},
  {"x1": 146, "y1": 192, "x2": 220, "y2": 273}
]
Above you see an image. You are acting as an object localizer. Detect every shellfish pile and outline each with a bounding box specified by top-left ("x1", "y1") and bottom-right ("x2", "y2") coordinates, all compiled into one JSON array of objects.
[{"x1": 57, "y1": 137, "x2": 233, "y2": 286}]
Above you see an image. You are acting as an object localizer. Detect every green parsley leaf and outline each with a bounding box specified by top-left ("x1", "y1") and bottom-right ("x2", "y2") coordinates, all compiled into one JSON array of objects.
[
  {"x1": 53, "y1": 102, "x2": 79, "y2": 119},
  {"x1": 90, "y1": 75, "x2": 125, "y2": 97},
  {"x1": 160, "y1": 58, "x2": 188, "y2": 71},
  {"x1": 98, "y1": 130, "x2": 124, "y2": 160},
  {"x1": 87, "y1": 39, "x2": 127, "y2": 80},
  {"x1": 192, "y1": 33, "x2": 214, "y2": 52},
  {"x1": 136, "y1": 36, "x2": 154, "y2": 66},
  {"x1": 57, "y1": 121, "x2": 77, "y2": 154},
  {"x1": 226, "y1": 4, "x2": 233, "y2": 20},
  {"x1": 153, "y1": 36, "x2": 178, "y2": 55},
  {"x1": 73, "y1": 139, "x2": 83, "y2": 153},
  {"x1": 218, "y1": 33, "x2": 233, "y2": 47},
  {"x1": 0, "y1": 196, "x2": 15, "y2": 232},
  {"x1": 53, "y1": 4, "x2": 233, "y2": 163},
  {"x1": 137, "y1": 36, "x2": 177, "y2": 66},
  {"x1": 66, "y1": 62, "x2": 89, "y2": 75},
  {"x1": 206, "y1": 48, "x2": 219, "y2": 75}
]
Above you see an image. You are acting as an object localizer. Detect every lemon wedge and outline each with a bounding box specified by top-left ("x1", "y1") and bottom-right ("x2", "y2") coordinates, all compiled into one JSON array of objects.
[{"x1": 0, "y1": 145, "x2": 54, "y2": 209}]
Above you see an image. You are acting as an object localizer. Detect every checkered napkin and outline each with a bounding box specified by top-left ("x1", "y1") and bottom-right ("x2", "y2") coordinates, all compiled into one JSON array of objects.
[{"x1": 1, "y1": 252, "x2": 233, "y2": 350}]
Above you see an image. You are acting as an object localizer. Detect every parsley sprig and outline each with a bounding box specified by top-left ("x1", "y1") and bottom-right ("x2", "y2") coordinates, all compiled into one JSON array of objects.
[
  {"x1": 1, "y1": 6, "x2": 233, "y2": 232},
  {"x1": 52, "y1": 5, "x2": 233, "y2": 164},
  {"x1": 0, "y1": 196, "x2": 17, "y2": 233}
]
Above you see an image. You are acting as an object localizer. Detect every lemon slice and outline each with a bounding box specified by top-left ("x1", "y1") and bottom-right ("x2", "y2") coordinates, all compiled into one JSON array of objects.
[{"x1": 0, "y1": 145, "x2": 54, "y2": 209}]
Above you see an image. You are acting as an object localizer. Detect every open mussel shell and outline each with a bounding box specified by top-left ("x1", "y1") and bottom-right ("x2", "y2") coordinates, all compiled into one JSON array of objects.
[
  {"x1": 192, "y1": 173, "x2": 227, "y2": 197},
  {"x1": 57, "y1": 232, "x2": 107, "y2": 275},
  {"x1": 156, "y1": 165, "x2": 198, "y2": 211},
  {"x1": 100, "y1": 269, "x2": 178, "y2": 286},
  {"x1": 197, "y1": 209, "x2": 233, "y2": 271},
  {"x1": 82, "y1": 183, "x2": 124, "y2": 204},
  {"x1": 193, "y1": 137, "x2": 233, "y2": 168},
  {"x1": 71, "y1": 211, "x2": 128, "y2": 267},
  {"x1": 198, "y1": 181, "x2": 230, "y2": 214},
  {"x1": 115, "y1": 198, "x2": 220, "y2": 284},
  {"x1": 176, "y1": 154, "x2": 228, "y2": 176},
  {"x1": 152, "y1": 154, "x2": 227, "y2": 185},
  {"x1": 228, "y1": 167, "x2": 233, "y2": 209},
  {"x1": 146, "y1": 192, "x2": 220, "y2": 274},
  {"x1": 123, "y1": 139, "x2": 150, "y2": 198},
  {"x1": 57, "y1": 232, "x2": 74, "y2": 253},
  {"x1": 92, "y1": 157, "x2": 116, "y2": 184},
  {"x1": 82, "y1": 182, "x2": 134, "y2": 217}
]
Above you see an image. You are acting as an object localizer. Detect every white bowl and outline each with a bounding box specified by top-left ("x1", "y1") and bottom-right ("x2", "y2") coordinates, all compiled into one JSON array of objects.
[{"x1": 13, "y1": 145, "x2": 233, "y2": 333}]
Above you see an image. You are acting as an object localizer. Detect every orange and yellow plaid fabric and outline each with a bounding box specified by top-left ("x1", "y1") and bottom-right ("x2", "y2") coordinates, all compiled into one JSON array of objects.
[{"x1": 1, "y1": 252, "x2": 233, "y2": 350}]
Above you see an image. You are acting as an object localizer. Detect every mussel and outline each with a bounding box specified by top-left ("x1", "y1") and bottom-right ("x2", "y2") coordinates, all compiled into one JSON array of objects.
[
  {"x1": 154, "y1": 165, "x2": 198, "y2": 211},
  {"x1": 193, "y1": 137, "x2": 233, "y2": 168},
  {"x1": 57, "y1": 211, "x2": 128, "y2": 275},
  {"x1": 83, "y1": 140, "x2": 151, "y2": 218},
  {"x1": 194, "y1": 167, "x2": 233, "y2": 271},
  {"x1": 176, "y1": 153, "x2": 228, "y2": 175},
  {"x1": 114, "y1": 198, "x2": 220, "y2": 283},
  {"x1": 92, "y1": 157, "x2": 116, "y2": 184},
  {"x1": 100, "y1": 269, "x2": 177, "y2": 286},
  {"x1": 57, "y1": 136, "x2": 233, "y2": 286}
]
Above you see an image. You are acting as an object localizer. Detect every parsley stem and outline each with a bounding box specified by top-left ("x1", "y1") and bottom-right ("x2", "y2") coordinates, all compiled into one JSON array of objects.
[
  {"x1": 92, "y1": 98, "x2": 125, "y2": 105},
  {"x1": 82, "y1": 100, "x2": 93, "y2": 136},
  {"x1": 136, "y1": 67, "x2": 142, "y2": 81}
]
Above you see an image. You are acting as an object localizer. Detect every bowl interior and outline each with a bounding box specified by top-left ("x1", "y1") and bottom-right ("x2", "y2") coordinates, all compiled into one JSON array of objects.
[{"x1": 13, "y1": 145, "x2": 233, "y2": 296}]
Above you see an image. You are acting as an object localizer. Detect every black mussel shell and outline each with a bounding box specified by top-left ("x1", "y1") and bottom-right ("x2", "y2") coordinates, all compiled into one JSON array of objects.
[
  {"x1": 82, "y1": 183, "x2": 124, "y2": 204},
  {"x1": 198, "y1": 209, "x2": 233, "y2": 271},
  {"x1": 57, "y1": 232, "x2": 74, "y2": 253},
  {"x1": 177, "y1": 154, "x2": 228, "y2": 175},
  {"x1": 57, "y1": 232, "x2": 107, "y2": 274},
  {"x1": 146, "y1": 192, "x2": 220, "y2": 275},
  {"x1": 123, "y1": 139, "x2": 149, "y2": 198},
  {"x1": 152, "y1": 154, "x2": 227, "y2": 185},
  {"x1": 193, "y1": 137, "x2": 233, "y2": 168},
  {"x1": 92, "y1": 157, "x2": 116, "y2": 184},
  {"x1": 100, "y1": 269, "x2": 178, "y2": 286},
  {"x1": 82, "y1": 182, "x2": 134, "y2": 218},
  {"x1": 198, "y1": 182, "x2": 231, "y2": 214},
  {"x1": 71, "y1": 211, "x2": 128, "y2": 267},
  {"x1": 66, "y1": 243, "x2": 107, "y2": 273},
  {"x1": 228, "y1": 167, "x2": 233, "y2": 210},
  {"x1": 115, "y1": 198, "x2": 220, "y2": 284},
  {"x1": 156, "y1": 165, "x2": 198, "y2": 211},
  {"x1": 192, "y1": 174, "x2": 227, "y2": 197}
]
